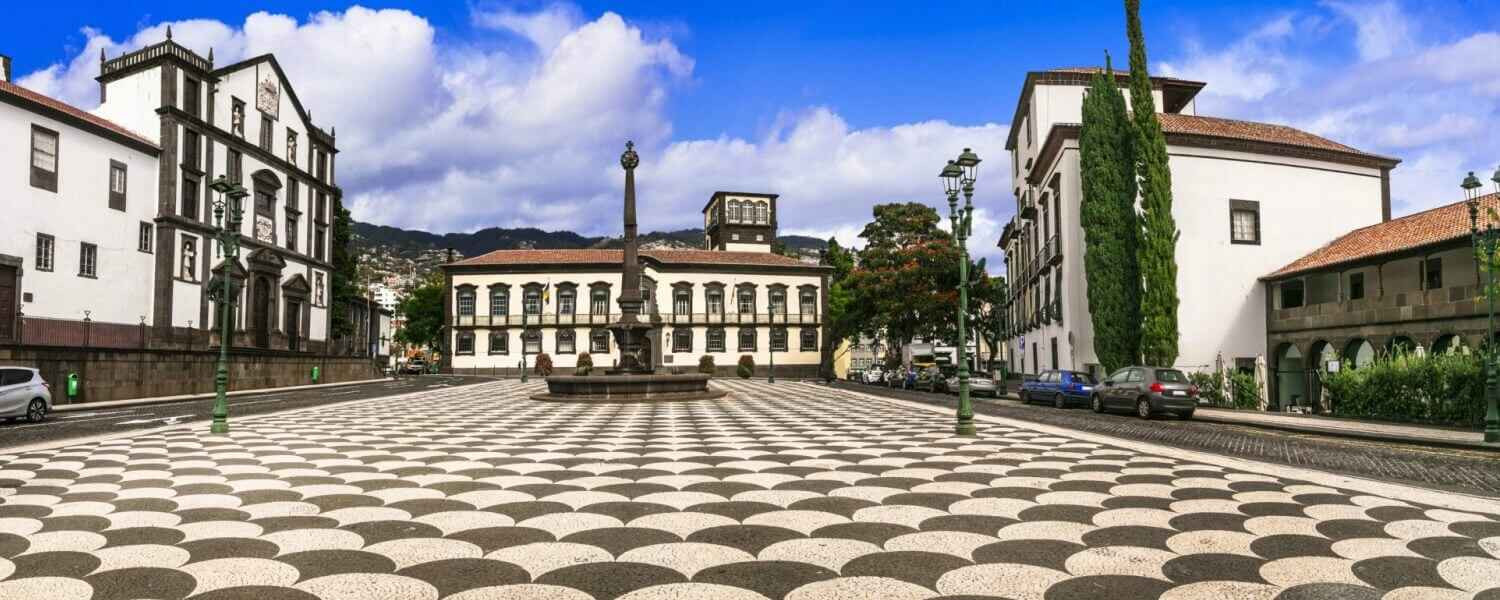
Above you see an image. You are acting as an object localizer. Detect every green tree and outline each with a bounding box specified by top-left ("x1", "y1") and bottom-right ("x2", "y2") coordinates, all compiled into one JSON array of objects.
[
  {"x1": 846, "y1": 203, "x2": 964, "y2": 348},
  {"x1": 329, "y1": 199, "x2": 361, "y2": 345},
  {"x1": 820, "y1": 236, "x2": 861, "y2": 377},
  {"x1": 968, "y1": 270, "x2": 1007, "y2": 373},
  {"x1": 1126, "y1": 0, "x2": 1181, "y2": 366},
  {"x1": 394, "y1": 277, "x2": 444, "y2": 352},
  {"x1": 1079, "y1": 52, "x2": 1142, "y2": 372}
]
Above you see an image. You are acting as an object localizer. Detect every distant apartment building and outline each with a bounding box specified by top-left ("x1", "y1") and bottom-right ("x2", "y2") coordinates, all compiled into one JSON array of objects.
[{"x1": 997, "y1": 68, "x2": 1399, "y2": 378}]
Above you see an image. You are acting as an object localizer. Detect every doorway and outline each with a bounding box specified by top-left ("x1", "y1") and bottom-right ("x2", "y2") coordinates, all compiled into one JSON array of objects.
[
  {"x1": 285, "y1": 300, "x2": 301, "y2": 351},
  {"x1": 0, "y1": 265, "x2": 15, "y2": 341},
  {"x1": 253, "y1": 276, "x2": 271, "y2": 348}
]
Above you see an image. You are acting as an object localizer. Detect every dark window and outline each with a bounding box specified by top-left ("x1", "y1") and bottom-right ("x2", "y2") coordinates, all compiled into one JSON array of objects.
[
  {"x1": 35, "y1": 234, "x2": 54, "y2": 272},
  {"x1": 737, "y1": 288, "x2": 755, "y2": 313},
  {"x1": 557, "y1": 329, "x2": 576, "y2": 354},
  {"x1": 79, "y1": 242, "x2": 97, "y2": 278},
  {"x1": 259, "y1": 114, "x2": 273, "y2": 151},
  {"x1": 314, "y1": 228, "x2": 326, "y2": 261},
  {"x1": 287, "y1": 179, "x2": 299, "y2": 211},
  {"x1": 286, "y1": 216, "x2": 298, "y2": 251},
  {"x1": 138, "y1": 222, "x2": 153, "y2": 253},
  {"x1": 739, "y1": 328, "x2": 757, "y2": 351},
  {"x1": 182, "y1": 129, "x2": 200, "y2": 169},
  {"x1": 227, "y1": 149, "x2": 242, "y2": 183},
  {"x1": 559, "y1": 290, "x2": 575, "y2": 315},
  {"x1": 1348, "y1": 272, "x2": 1365, "y2": 300},
  {"x1": 1424, "y1": 257, "x2": 1443, "y2": 290},
  {"x1": 673, "y1": 329, "x2": 692, "y2": 352},
  {"x1": 1230, "y1": 200, "x2": 1261, "y2": 244},
  {"x1": 183, "y1": 78, "x2": 200, "y2": 117},
  {"x1": 317, "y1": 150, "x2": 328, "y2": 182},
  {"x1": 707, "y1": 289, "x2": 723, "y2": 314},
  {"x1": 456, "y1": 332, "x2": 474, "y2": 355},
  {"x1": 489, "y1": 331, "x2": 508, "y2": 354},
  {"x1": 523, "y1": 330, "x2": 541, "y2": 354},
  {"x1": 181, "y1": 174, "x2": 199, "y2": 219},
  {"x1": 1050, "y1": 337, "x2": 1058, "y2": 370},
  {"x1": 591, "y1": 330, "x2": 609, "y2": 353},
  {"x1": 674, "y1": 289, "x2": 691, "y2": 314},
  {"x1": 800, "y1": 291, "x2": 816, "y2": 315},
  {"x1": 591, "y1": 289, "x2": 609, "y2": 315},
  {"x1": 1156, "y1": 369, "x2": 1189, "y2": 383},
  {"x1": 707, "y1": 328, "x2": 725, "y2": 352},
  {"x1": 457, "y1": 291, "x2": 475, "y2": 316},
  {"x1": 30, "y1": 125, "x2": 58, "y2": 192},
  {"x1": 769, "y1": 290, "x2": 787, "y2": 314},
  {"x1": 524, "y1": 289, "x2": 542, "y2": 315},
  {"x1": 316, "y1": 193, "x2": 327, "y2": 222},
  {"x1": 107, "y1": 160, "x2": 128, "y2": 210},
  {"x1": 800, "y1": 328, "x2": 817, "y2": 351},
  {"x1": 1280, "y1": 280, "x2": 1304, "y2": 309},
  {"x1": 770, "y1": 328, "x2": 788, "y2": 352}
]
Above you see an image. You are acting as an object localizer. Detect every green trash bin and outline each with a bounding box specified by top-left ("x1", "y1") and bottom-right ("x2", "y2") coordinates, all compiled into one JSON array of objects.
[
  {"x1": 311, "y1": 366, "x2": 321, "y2": 383},
  {"x1": 66, "y1": 373, "x2": 80, "y2": 400}
]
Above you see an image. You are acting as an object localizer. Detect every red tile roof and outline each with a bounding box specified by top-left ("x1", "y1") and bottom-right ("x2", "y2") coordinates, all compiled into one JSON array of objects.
[
  {"x1": 1158, "y1": 113, "x2": 1392, "y2": 162},
  {"x1": 451, "y1": 248, "x2": 820, "y2": 269},
  {"x1": 1268, "y1": 193, "x2": 1500, "y2": 278},
  {"x1": 0, "y1": 80, "x2": 157, "y2": 149}
]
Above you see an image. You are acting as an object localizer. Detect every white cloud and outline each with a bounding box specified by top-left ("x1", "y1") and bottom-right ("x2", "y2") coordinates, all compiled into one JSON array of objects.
[
  {"x1": 1155, "y1": 14, "x2": 1303, "y2": 108},
  {"x1": 1323, "y1": 0, "x2": 1414, "y2": 61}
]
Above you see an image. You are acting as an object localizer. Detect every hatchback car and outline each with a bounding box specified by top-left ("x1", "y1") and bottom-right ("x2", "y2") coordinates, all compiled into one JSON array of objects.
[
  {"x1": 863, "y1": 367, "x2": 885, "y2": 385},
  {"x1": 404, "y1": 358, "x2": 427, "y2": 375},
  {"x1": 1092, "y1": 366, "x2": 1198, "y2": 419},
  {"x1": 944, "y1": 372, "x2": 1000, "y2": 397},
  {"x1": 1022, "y1": 370, "x2": 1097, "y2": 408},
  {"x1": 1, "y1": 367, "x2": 52, "y2": 423}
]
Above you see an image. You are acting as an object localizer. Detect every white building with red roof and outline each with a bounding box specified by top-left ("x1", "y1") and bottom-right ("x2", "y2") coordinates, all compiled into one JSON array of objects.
[
  {"x1": 2, "y1": 33, "x2": 341, "y2": 353},
  {"x1": 443, "y1": 194, "x2": 832, "y2": 377},
  {"x1": 996, "y1": 67, "x2": 1401, "y2": 380}
]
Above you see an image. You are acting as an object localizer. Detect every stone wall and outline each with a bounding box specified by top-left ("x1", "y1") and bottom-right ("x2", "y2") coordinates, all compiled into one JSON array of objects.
[{"x1": 0, "y1": 345, "x2": 382, "y2": 405}]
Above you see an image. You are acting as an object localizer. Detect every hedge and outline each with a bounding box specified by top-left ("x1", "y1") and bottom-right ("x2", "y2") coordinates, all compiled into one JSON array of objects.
[{"x1": 1322, "y1": 352, "x2": 1485, "y2": 427}]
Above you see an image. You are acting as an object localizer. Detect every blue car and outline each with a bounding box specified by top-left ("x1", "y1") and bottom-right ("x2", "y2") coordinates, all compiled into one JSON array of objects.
[{"x1": 1020, "y1": 369, "x2": 1098, "y2": 408}]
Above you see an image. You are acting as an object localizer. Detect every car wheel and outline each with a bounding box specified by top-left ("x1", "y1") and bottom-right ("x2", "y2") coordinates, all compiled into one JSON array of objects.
[
  {"x1": 26, "y1": 399, "x2": 47, "y2": 423},
  {"x1": 1091, "y1": 394, "x2": 1104, "y2": 413},
  {"x1": 1177, "y1": 409, "x2": 1195, "y2": 420},
  {"x1": 1136, "y1": 398, "x2": 1153, "y2": 420},
  {"x1": 1053, "y1": 393, "x2": 1065, "y2": 409}
]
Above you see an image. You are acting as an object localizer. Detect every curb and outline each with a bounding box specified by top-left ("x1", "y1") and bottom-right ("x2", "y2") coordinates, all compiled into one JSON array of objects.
[
  {"x1": 1190, "y1": 412, "x2": 1499, "y2": 453},
  {"x1": 52, "y1": 377, "x2": 396, "y2": 413}
]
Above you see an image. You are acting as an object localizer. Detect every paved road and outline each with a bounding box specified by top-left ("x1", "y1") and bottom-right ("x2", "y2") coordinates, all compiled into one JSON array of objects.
[
  {"x1": 0, "y1": 375, "x2": 489, "y2": 451},
  {"x1": 830, "y1": 380, "x2": 1500, "y2": 499}
]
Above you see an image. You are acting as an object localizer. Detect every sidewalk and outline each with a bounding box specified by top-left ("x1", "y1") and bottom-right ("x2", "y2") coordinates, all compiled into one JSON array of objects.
[{"x1": 51, "y1": 377, "x2": 393, "y2": 413}]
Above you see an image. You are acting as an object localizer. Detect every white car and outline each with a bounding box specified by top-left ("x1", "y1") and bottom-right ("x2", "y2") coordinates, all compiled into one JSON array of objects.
[
  {"x1": 1, "y1": 367, "x2": 52, "y2": 423},
  {"x1": 862, "y1": 368, "x2": 885, "y2": 384}
]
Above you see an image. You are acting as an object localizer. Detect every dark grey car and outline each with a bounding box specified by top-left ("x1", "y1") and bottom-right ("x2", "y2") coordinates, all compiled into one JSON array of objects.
[{"x1": 1091, "y1": 366, "x2": 1198, "y2": 419}]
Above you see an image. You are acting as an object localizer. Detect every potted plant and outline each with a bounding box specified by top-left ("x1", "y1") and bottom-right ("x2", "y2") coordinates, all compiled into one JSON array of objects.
[
  {"x1": 575, "y1": 353, "x2": 593, "y2": 376},
  {"x1": 737, "y1": 355, "x2": 755, "y2": 379},
  {"x1": 698, "y1": 355, "x2": 716, "y2": 375},
  {"x1": 535, "y1": 353, "x2": 554, "y2": 377}
]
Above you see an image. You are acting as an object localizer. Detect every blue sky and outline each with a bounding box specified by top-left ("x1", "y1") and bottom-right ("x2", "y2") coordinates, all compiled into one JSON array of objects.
[{"x1": 9, "y1": 1, "x2": 1500, "y2": 264}]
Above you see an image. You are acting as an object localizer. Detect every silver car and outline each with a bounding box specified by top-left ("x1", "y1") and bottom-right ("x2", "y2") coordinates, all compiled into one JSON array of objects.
[
  {"x1": 1, "y1": 367, "x2": 52, "y2": 423},
  {"x1": 945, "y1": 374, "x2": 1000, "y2": 397}
]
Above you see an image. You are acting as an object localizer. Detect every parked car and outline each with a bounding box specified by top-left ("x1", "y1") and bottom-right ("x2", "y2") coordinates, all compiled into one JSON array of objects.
[
  {"x1": 1092, "y1": 366, "x2": 1198, "y2": 419},
  {"x1": 847, "y1": 369, "x2": 863, "y2": 382},
  {"x1": 863, "y1": 367, "x2": 885, "y2": 385},
  {"x1": 1021, "y1": 370, "x2": 1097, "y2": 408},
  {"x1": 923, "y1": 365, "x2": 958, "y2": 393},
  {"x1": 1, "y1": 367, "x2": 52, "y2": 423},
  {"x1": 944, "y1": 372, "x2": 1001, "y2": 397},
  {"x1": 403, "y1": 358, "x2": 427, "y2": 375}
]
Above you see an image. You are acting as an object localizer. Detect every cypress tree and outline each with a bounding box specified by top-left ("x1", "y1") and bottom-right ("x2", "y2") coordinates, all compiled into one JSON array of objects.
[
  {"x1": 1125, "y1": 0, "x2": 1181, "y2": 366},
  {"x1": 1079, "y1": 53, "x2": 1140, "y2": 372}
]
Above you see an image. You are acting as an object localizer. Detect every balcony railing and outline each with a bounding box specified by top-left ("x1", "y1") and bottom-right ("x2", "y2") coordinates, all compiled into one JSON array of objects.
[
  {"x1": 1019, "y1": 199, "x2": 1037, "y2": 221},
  {"x1": 1045, "y1": 236, "x2": 1062, "y2": 266},
  {"x1": 101, "y1": 41, "x2": 212, "y2": 76},
  {"x1": 454, "y1": 311, "x2": 821, "y2": 327},
  {"x1": 1268, "y1": 284, "x2": 1483, "y2": 333}
]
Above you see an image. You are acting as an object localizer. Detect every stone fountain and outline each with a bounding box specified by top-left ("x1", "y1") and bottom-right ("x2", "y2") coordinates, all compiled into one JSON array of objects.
[{"x1": 532, "y1": 142, "x2": 726, "y2": 403}]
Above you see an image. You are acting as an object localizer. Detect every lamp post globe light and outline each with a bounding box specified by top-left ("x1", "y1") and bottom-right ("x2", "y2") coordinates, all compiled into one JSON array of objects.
[
  {"x1": 942, "y1": 148, "x2": 980, "y2": 437},
  {"x1": 206, "y1": 175, "x2": 249, "y2": 435},
  {"x1": 1467, "y1": 169, "x2": 1500, "y2": 444}
]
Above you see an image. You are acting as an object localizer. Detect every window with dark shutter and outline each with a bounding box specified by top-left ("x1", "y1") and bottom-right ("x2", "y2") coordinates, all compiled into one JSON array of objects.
[
  {"x1": 673, "y1": 329, "x2": 692, "y2": 352},
  {"x1": 800, "y1": 328, "x2": 817, "y2": 351},
  {"x1": 35, "y1": 234, "x2": 54, "y2": 272},
  {"x1": 108, "y1": 160, "x2": 127, "y2": 210},
  {"x1": 181, "y1": 174, "x2": 200, "y2": 220},
  {"x1": 30, "y1": 125, "x2": 58, "y2": 192},
  {"x1": 260, "y1": 114, "x2": 273, "y2": 151},
  {"x1": 184, "y1": 78, "x2": 201, "y2": 117},
  {"x1": 182, "y1": 130, "x2": 200, "y2": 169}
]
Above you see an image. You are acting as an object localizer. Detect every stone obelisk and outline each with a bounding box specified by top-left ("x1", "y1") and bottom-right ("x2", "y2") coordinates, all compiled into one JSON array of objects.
[{"x1": 607, "y1": 141, "x2": 654, "y2": 374}]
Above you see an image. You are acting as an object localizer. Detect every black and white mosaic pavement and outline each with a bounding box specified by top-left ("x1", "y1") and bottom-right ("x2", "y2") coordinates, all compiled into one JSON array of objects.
[{"x1": 1, "y1": 379, "x2": 1498, "y2": 600}]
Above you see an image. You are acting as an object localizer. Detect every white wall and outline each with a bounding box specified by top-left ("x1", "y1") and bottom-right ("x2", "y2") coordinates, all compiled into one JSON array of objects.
[
  {"x1": 96, "y1": 69, "x2": 162, "y2": 143},
  {"x1": 3, "y1": 100, "x2": 159, "y2": 325}
]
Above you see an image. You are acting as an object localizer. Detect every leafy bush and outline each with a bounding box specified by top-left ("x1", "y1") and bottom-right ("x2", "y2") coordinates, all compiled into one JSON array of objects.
[
  {"x1": 1188, "y1": 371, "x2": 1226, "y2": 406},
  {"x1": 698, "y1": 355, "x2": 716, "y2": 375},
  {"x1": 1322, "y1": 352, "x2": 1484, "y2": 426},
  {"x1": 574, "y1": 353, "x2": 592, "y2": 376},
  {"x1": 1228, "y1": 371, "x2": 1260, "y2": 410},
  {"x1": 534, "y1": 353, "x2": 553, "y2": 377},
  {"x1": 737, "y1": 355, "x2": 755, "y2": 379}
]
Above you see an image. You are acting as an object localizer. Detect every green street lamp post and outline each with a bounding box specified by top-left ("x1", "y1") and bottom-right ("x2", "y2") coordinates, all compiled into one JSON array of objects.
[
  {"x1": 1465, "y1": 169, "x2": 1500, "y2": 444},
  {"x1": 207, "y1": 175, "x2": 249, "y2": 435},
  {"x1": 942, "y1": 148, "x2": 981, "y2": 437}
]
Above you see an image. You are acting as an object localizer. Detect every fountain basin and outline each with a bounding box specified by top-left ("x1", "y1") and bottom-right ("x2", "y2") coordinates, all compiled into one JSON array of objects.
[{"x1": 532, "y1": 373, "x2": 726, "y2": 403}]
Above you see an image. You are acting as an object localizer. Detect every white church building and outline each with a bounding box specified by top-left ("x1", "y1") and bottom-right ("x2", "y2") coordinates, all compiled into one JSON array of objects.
[
  {"x1": 997, "y1": 68, "x2": 1400, "y2": 377},
  {"x1": 1, "y1": 33, "x2": 340, "y2": 351}
]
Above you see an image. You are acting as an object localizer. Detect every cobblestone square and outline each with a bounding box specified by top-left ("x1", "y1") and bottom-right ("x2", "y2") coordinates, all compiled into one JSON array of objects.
[{"x1": 1, "y1": 380, "x2": 1498, "y2": 600}]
